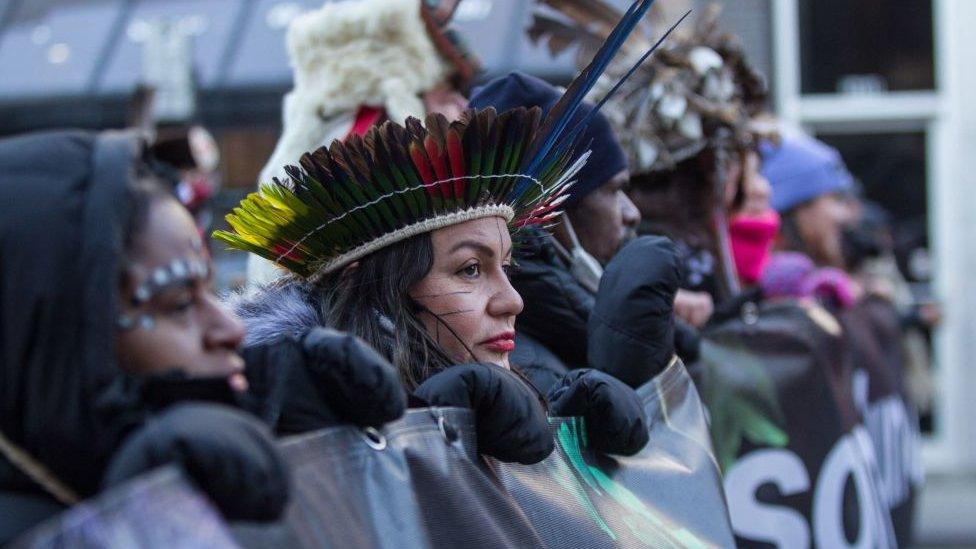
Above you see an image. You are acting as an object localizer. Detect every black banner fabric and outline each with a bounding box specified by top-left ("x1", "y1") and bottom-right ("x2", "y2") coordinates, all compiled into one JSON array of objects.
[
  {"x1": 699, "y1": 301, "x2": 904, "y2": 548},
  {"x1": 14, "y1": 360, "x2": 734, "y2": 548},
  {"x1": 841, "y1": 299, "x2": 924, "y2": 546}
]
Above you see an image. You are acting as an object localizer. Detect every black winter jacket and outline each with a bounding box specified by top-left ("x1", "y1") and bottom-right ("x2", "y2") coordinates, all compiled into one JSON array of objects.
[
  {"x1": 508, "y1": 231, "x2": 593, "y2": 392},
  {"x1": 510, "y1": 231, "x2": 681, "y2": 392},
  {"x1": 0, "y1": 131, "x2": 143, "y2": 542}
]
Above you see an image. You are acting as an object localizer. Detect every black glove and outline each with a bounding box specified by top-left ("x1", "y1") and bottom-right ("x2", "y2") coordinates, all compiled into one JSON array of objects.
[
  {"x1": 102, "y1": 403, "x2": 290, "y2": 522},
  {"x1": 547, "y1": 369, "x2": 649, "y2": 456},
  {"x1": 413, "y1": 363, "x2": 554, "y2": 464},
  {"x1": 673, "y1": 318, "x2": 701, "y2": 364},
  {"x1": 588, "y1": 236, "x2": 681, "y2": 388},
  {"x1": 242, "y1": 327, "x2": 406, "y2": 435}
]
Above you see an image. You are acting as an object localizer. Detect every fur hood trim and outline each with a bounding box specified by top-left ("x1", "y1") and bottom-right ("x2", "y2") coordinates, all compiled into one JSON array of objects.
[{"x1": 226, "y1": 281, "x2": 324, "y2": 348}]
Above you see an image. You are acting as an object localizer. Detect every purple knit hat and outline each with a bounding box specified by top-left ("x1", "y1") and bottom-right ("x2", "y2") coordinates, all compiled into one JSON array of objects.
[
  {"x1": 761, "y1": 252, "x2": 816, "y2": 299},
  {"x1": 761, "y1": 132, "x2": 854, "y2": 213}
]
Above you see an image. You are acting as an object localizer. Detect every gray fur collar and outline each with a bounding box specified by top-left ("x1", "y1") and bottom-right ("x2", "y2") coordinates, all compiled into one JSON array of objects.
[{"x1": 225, "y1": 281, "x2": 325, "y2": 347}]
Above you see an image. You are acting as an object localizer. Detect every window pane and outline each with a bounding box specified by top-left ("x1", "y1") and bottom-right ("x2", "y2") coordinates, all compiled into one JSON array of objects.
[
  {"x1": 97, "y1": 0, "x2": 246, "y2": 93},
  {"x1": 800, "y1": 0, "x2": 935, "y2": 94},
  {"x1": 0, "y1": 1, "x2": 125, "y2": 99},
  {"x1": 224, "y1": 0, "x2": 321, "y2": 88}
]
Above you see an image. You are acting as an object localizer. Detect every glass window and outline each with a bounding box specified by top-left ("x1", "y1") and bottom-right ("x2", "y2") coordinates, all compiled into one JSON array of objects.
[
  {"x1": 97, "y1": 0, "x2": 246, "y2": 94},
  {"x1": 224, "y1": 0, "x2": 320, "y2": 87},
  {"x1": 0, "y1": 1, "x2": 125, "y2": 99},
  {"x1": 799, "y1": 0, "x2": 934, "y2": 94}
]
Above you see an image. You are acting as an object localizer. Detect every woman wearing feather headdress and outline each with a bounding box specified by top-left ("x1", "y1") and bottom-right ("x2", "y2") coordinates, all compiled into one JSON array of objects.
[{"x1": 219, "y1": 0, "x2": 688, "y2": 462}]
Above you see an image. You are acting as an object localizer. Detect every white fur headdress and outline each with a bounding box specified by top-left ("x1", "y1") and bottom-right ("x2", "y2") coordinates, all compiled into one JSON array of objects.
[
  {"x1": 259, "y1": 0, "x2": 451, "y2": 186},
  {"x1": 249, "y1": 0, "x2": 458, "y2": 283}
]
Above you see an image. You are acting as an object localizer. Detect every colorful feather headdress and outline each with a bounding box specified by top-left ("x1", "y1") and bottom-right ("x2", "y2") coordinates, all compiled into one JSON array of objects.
[
  {"x1": 529, "y1": 1, "x2": 771, "y2": 175},
  {"x1": 214, "y1": 0, "x2": 684, "y2": 281}
]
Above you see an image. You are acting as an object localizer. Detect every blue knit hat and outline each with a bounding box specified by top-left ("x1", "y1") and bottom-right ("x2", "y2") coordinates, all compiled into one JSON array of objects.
[
  {"x1": 468, "y1": 72, "x2": 628, "y2": 208},
  {"x1": 761, "y1": 132, "x2": 854, "y2": 213}
]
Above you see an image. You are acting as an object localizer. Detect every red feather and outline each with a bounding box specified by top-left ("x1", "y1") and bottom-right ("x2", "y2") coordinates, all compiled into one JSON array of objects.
[
  {"x1": 410, "y1": 142, "x2": 440, "y2": 198},
  {"x1": 272, "y1": 241, "x2": 303, "y2": 262},
  {"x1": 446, "y1": 129, "x2": 466, "y2": 199},
  {"x1": 424, "y1": 135, "x2": 451, "y2": 199}
]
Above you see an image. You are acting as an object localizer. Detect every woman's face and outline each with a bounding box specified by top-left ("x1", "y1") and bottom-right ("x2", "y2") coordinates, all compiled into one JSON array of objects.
[
  {"x1": 410, "y1": 216, "x2": 523, "y2": 369},
  {"x1": 737, "y1": 151, "x2": 773, "y2": 216},
  {"x1": 793, "y1": 193, "x2": 855, "y2": 268},
  {"x1": 117, "y1": 198, "x2": 247, "y2": 391},
  {"x1": 723, "y1": 150, "x2": 773, "y2": 216}
]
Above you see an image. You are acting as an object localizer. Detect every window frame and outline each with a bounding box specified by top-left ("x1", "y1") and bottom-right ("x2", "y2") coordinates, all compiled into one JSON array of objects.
[{"x1": 772, "y1": 0, "x2": 970, "y2": 474}]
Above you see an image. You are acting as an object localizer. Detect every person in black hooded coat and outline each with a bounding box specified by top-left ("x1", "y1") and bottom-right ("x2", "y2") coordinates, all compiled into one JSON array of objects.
[
  {"x1": 0, "y1": 131, "x2": 144, "y2": 541},
  {"x1": 0, "y1": 131, "x2": 289, "y2": 543}
]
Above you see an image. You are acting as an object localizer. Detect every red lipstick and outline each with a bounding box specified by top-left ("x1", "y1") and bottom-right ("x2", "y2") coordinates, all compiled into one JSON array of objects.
[{"x1": 481, "y1": 331, "x2": 516, "y2": 353}]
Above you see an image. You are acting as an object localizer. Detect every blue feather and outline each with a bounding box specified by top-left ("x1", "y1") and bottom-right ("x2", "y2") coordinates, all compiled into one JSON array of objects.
[
  {"x1": 519, "y1": 0, "x2": 656, "y2": 183},
  {"x1": 553, "y1": 9, "x2": 693, "y2": 160}
]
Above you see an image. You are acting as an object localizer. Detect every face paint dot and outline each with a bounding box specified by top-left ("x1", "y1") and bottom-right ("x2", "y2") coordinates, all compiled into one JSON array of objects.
[
  {"x1": 153, "y1": 269, "x2": 170, "y2": 286},
  {"x1": 172, "y1": 260, "x2": 187, "y2": 277},
  {"x1": 134, "y1": 286, "x2": 150, "y2": 303},
  {"x1": 138, "y1": 316, "x2": 155, "y2": 330}
]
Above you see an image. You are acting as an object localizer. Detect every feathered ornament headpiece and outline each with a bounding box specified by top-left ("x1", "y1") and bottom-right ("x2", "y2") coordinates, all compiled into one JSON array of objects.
[
  {"x1": 215, "y1": 0, "x2": 685, "y2": 282},
  {"x1": 529, "y1": 1, "x2": 772, "y2": 175}
]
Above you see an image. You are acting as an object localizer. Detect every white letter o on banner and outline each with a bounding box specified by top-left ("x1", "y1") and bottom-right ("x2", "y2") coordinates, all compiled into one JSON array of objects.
[{"x1": 813, "y1": 432, "x2": 879, "y2": 549}]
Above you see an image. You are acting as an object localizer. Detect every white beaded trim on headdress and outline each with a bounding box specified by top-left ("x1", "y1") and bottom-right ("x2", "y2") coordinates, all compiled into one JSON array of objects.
[{"x1": 307, "y1": 204, "x2": 515, "y2": 281}]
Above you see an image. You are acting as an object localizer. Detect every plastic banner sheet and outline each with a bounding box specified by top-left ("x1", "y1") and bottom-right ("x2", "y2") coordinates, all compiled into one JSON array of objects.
[
  {"x1": 14, "y1": 360, "x2": 733, "y2": 548},
  {"x1": 491, "y1": 359, "x2": 733, "y2": 548},
  {"x1": 9, "y1": 468, "x2": 238, "y2": 548},
  {"x1": 699, "y1": 301, "x2": 899, "y2": 548}
]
